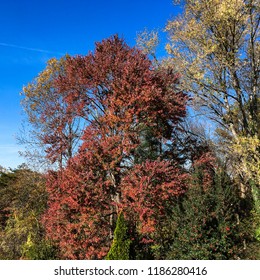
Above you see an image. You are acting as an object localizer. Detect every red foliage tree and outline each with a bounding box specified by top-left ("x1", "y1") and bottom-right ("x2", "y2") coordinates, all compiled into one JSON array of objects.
[
  {"x1": 43, "y1": 157, "x2": 112, "y2": 259},
  {"x1": 42, "y1": 35, "x2": 188, "y2": 259},
  {"x1": 121, "y1": 160, "x2": 188, "y2": 242}
]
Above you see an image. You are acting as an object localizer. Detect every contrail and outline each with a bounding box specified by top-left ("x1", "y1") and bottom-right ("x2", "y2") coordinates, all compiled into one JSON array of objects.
[{"x1": 0, "y1": 42, "x2": 65, "y2": 56}]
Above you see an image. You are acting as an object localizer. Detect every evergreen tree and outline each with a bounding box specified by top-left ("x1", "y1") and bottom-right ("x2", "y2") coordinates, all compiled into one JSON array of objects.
[
  {"x1": 153, "y1": 165, "x2": 258, "y2": 260},
  {"x1": 106, "y1": 212, "x2": 131, "y2": 260}
]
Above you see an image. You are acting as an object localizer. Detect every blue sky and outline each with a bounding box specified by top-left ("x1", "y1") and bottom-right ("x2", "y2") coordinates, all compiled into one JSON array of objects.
[{"x1": 0, "y1": 0, "x2": 181, "y2": 169}]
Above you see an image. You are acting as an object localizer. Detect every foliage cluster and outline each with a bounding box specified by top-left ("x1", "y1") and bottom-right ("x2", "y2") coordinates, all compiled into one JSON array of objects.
[
  {"x1": 1, "y1": 0, "x2": 259, "y2": 260},
  {"x1": 0, "y1": 166, "x2": 57, "y2": 259}
]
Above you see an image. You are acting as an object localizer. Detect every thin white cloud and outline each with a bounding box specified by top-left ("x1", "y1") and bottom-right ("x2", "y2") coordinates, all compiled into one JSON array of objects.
[
  {"x1": 0, "y1": 42, "x2": 65, "y2": 56},
  {"x1": 0, "y1": 144, "x2": 21, "y2": 154}
]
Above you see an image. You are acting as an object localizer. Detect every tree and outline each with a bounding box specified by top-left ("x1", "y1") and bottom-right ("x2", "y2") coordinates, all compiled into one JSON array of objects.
[
  {"x1": 105, "y1": 212, "x2": 131, "y2": 260},
  {"x1": 165, "y1": 0, "x2": 260, "y2": 196},
  {"x1": 232, "y1": 135, "x2": 260, "y2": 243},
  {"x1": 165, "y1": 0, "x2": 260, "y2": 251},
  {"x1": 0, "y1": 169, "x2": 15, "y2": 230},
  {"x1": 136, "y1": 28, "x2": 160, "y2": 63},
  {"x1": 121, "y1": 160, "x2": 187, "y2": 241},
  {"x1": 151, "y1": 155, "x2": 258, "y2": 260},
  {"x1": 0, "y1": 166, "x2": 55, "y2": 259},
  {"x1": 42, "y1": 35, "x2": 188, "y2": 259},
  {"x1": 21, "y1": 56, "x2": 85, "y2": 169}
]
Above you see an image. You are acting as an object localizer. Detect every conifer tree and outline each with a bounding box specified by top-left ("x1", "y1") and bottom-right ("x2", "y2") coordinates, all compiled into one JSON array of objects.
[{"x1": 106, "y1": 212, "x2": 131, "y2": 260}]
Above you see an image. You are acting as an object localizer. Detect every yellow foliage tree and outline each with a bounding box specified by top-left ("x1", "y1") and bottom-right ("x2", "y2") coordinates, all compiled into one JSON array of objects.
[
  {"x1": 165, "y1": 0, "x2": 260, "y2": 193},
  {"x1": 233, "y1": 135, "x2": 260, "y2": 241},
  {"x1": 20, "y1": 56, "x2": 85, "y2": 169}
]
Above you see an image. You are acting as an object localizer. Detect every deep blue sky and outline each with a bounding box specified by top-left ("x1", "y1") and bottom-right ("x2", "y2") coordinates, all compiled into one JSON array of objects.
[{"x1": 0, "y1": 0, "x2": 181, "y2": 169}]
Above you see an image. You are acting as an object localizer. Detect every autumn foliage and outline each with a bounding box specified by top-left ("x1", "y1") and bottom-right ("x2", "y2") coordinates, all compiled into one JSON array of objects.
[
  {"x1": 41, "y1": 35, "x2": 189, "y2": 259},
  {"x1": 8, "y1": 0, "x2": 257, "y2": 260}
]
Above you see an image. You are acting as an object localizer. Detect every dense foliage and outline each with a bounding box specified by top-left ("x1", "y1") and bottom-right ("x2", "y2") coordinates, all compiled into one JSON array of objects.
[
  {"x1": 1, "y1": 0, "x2": 259, "y2": 260},
  {"x1": 0, "y1": 166, "x2": 57, "y2": 259}
]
